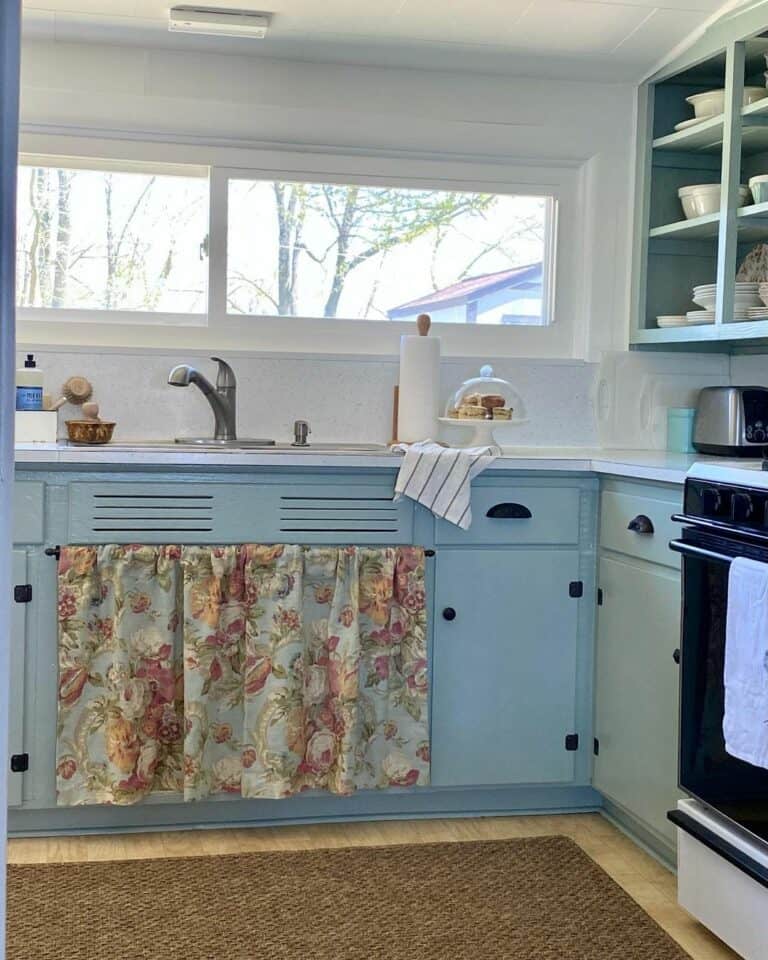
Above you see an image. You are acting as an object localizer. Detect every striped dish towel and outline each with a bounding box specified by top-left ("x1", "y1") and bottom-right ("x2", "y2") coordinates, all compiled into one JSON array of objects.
[{"x1": 392, "y1": 440, "x2": 500, "y2": 530}]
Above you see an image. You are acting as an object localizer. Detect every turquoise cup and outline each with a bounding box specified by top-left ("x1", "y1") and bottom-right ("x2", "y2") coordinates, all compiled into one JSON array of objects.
[{"x1": 667, "y1": 408, "x2": 696, "y2": 453}]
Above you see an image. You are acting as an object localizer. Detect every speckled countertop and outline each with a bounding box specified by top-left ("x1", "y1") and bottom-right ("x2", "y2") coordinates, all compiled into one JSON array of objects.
[{"x1": 12, "y1": 443, "x2": 719, "y2": 484}]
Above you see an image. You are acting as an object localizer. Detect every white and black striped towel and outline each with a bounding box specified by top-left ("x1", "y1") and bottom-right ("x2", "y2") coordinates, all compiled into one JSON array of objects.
[{"x1": 392, "y1": 440, "x2": 500, "y2": 530}]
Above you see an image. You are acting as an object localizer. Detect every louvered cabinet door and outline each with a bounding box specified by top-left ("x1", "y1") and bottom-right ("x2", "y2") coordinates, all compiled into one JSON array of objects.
[{"x1": 67, "y1": 480, "x2": 413, "y2": 544}]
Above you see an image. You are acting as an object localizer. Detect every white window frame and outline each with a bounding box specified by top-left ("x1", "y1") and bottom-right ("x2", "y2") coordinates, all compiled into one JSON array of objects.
[{"x1": 16, "y1": 134, "x2": 588, "y2": 358}]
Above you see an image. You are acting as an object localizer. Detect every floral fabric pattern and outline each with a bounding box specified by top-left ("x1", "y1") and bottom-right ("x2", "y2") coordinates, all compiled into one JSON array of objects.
[
  {"x1": 57, "y1": 544, "x2": 429, "y2": 805},
  {"x1": 57, "y1": 545, "x2": 184, "y2": 805}
]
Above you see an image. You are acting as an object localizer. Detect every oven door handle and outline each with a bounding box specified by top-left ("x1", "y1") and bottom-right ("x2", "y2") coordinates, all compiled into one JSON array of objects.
[{"x1": 669, "y1": 539, "x2": 733, "y2": 565}]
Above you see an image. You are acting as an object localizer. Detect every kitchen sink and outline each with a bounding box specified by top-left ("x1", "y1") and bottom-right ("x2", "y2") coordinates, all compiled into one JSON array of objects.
[{"x1": 95, "y1": 440, "x2": 396, "y2": 454}]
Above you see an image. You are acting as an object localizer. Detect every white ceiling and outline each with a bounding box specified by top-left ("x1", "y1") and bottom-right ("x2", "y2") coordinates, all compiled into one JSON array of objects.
[{"x1": 22, "y1": 0, "x2": 735, "y2": 81}]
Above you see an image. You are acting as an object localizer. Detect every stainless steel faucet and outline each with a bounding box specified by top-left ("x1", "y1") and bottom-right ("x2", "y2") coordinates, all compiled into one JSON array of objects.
[
  {"x1": 168, "y1": 356, "x2": 238, "y2": 441},
  {"x1": 292, "y1": 419, "x2": 311, "y2": 447}
]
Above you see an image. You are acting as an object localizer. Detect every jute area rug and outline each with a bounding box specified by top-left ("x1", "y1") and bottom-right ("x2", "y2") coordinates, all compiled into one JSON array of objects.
[{"x1": 7, "y1": 835, "x2": 690, "y2": 959}]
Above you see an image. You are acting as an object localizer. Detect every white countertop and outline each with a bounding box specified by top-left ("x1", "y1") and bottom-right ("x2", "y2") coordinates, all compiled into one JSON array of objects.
[{"x1": 13, "y1": 442, "x2": 712, "y2": 484}]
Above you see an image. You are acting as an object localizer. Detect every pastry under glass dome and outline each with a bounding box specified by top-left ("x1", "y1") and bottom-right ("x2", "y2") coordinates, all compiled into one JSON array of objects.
[{"x1": 440, "y1": 365, "x2": 527, "y2": 446}]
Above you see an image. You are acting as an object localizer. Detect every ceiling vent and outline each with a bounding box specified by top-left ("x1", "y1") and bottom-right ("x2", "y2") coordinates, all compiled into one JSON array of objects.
[{"x1": 168, "y1": 6, "x2": 271, "y2": 39}]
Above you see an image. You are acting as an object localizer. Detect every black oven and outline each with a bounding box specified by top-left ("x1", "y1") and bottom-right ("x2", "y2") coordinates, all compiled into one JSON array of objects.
[{"x1": 670, "y1": 477, "x2": 768, "y2": 848}]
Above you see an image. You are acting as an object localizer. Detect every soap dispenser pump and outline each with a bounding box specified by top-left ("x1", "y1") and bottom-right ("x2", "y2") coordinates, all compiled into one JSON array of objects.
[{"x1": 16, "y1": 354, "x2": 44, "y2": 411}]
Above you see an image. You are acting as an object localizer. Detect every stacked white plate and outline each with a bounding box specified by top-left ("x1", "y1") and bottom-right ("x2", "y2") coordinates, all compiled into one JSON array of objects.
[
  {"x1": 686, "y1": 310, "x2": 715, "y2": 325},
  {"x1": 692, "y1": 282, "x2": 760, "y2": 310},
  {"x1": 656, "y1": 315, "x2": 688, "y2": 328},
  {"x1": 759, "y1": 282, "x2": 768, "y2": 307},
  {"x1": 747, "y1": 306, "x2": 768, "y2": 319}
]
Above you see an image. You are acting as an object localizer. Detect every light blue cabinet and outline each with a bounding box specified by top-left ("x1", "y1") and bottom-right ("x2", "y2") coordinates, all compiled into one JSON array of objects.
[
  {"x1": 9, "y1": 465, "x2": 600, "y2": 835},
  {"x1": 8, "y1": 550, "x2": 28, "y2": 808},
  {"x1": 594, "y1": 478, "x2": 683, "y2": 860},
  {"x1": 431, "y1": 548, "x2": 581, "y2": 787}
]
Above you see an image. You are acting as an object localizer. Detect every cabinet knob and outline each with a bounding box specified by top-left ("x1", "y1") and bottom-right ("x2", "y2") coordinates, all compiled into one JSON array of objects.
[
  {"x1": 628, "y1": 514, "x2": 654, "y2": 534},
  {"x1": 673, "y1": 648, "x2": 681, "y2": 665},
  {"x1": 442, "y1": 607, "x2": 457, "y2": 621}
]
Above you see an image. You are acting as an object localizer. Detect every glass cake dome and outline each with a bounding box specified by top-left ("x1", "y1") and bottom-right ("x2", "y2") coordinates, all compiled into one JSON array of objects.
[{"x1": 440, "y1": 365, "x2": 527, "y2": 446}]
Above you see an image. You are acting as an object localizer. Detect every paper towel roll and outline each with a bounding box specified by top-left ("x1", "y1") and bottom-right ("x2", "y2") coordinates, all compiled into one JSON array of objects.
[{"x1": 397, "y1": 334, "x2": 441, "y2": 442}]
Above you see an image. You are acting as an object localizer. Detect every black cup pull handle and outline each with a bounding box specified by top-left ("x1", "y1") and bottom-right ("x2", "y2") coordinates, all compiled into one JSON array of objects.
[
  {"x1": 486, "y1": 502, "x2": 532, "y2": 520},
  {"x1": 628, "y1": 514, "x2": 654, "y2": 534},
  {"x1": 673, "y1": 648, "x2": 681, "y2": 665},
  {"x1": 442, "y1": 607, "x2": 457, "y2": 621}
]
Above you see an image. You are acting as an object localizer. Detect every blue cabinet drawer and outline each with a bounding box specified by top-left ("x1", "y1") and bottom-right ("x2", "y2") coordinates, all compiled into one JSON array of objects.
[
  {"x1": 68, "y1": 480, "x2": 413, "y2": 544},
  {"x1": 435, "y1": 484, "x2": 581, "y2": 545},
  {"x1": 600, "y1": 489, "x2": 681, "y2": 569}
]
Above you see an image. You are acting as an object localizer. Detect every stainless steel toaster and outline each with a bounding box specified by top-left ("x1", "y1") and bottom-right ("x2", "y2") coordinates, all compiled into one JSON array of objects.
[{"x1": 693, "y1": 386, "x2": 768, "y2": 455}]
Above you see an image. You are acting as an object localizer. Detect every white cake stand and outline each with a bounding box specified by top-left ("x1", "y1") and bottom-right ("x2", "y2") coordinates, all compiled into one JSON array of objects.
[{"x1": 438, "y1": 416, "x2": 529, "y2": 448}]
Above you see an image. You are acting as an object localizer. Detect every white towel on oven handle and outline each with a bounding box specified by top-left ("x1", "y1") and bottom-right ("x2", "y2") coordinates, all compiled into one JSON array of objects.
[
  {"x1": 392, "y1": 440, "x2": 500, "y2": 530},
  {"x1": 724, "y1": 556, "x2": 768, "y2": 770}
]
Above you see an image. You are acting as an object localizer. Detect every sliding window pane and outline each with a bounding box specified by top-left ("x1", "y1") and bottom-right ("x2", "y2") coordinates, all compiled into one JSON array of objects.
[
  {"x1": 16, "y1": 165, "x2": 208, "y2": 313},
  {"x1": 227, "y1": 179, "x2": 552, "y2": 324}
]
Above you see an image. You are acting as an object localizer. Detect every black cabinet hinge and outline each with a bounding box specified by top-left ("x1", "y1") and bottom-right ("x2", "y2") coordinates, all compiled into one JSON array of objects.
[
  {"x1": 597, "y1": 588, "x2": 603, "y2": 606},
  {"x1": 568, "y1": 581, "x2": 583, "y2": 599},
  {"x1": 565, "y1": 733, "x2": 579, "y2": 751},
  {"x1": 593, "y1": 738, "x2": 600, "y2": 756},
  {"x1": 13, "y1": 584, "x2": 32, "y2": 603},
  {"x1": 10, "y1": 754, "x2": 28, "y2": 773}
]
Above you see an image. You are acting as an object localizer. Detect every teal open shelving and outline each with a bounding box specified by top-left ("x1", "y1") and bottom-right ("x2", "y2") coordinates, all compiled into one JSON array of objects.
[{"x1": 633, "y1": 25, "x2": 768, "y2": 350}]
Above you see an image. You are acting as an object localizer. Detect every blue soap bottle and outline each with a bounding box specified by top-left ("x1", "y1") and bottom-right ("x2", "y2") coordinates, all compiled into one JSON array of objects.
[{"x1": 16, "y1": 354, "x2": 44, "y2": 411}]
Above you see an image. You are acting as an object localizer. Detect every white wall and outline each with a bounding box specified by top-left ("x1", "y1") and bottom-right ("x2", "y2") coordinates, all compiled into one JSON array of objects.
[
  {"x1": 18, "y1": 38, "x2": 638, "y2": 362},
  {"x1": 24, "y1": 37, "x2": 737, "y2": 451},
  {"x1": 730, "y1": 352, "x2": 768, "y2": 385},
  {"x1": 596, "y1": 350, "x2": 731, "y2": 449}
]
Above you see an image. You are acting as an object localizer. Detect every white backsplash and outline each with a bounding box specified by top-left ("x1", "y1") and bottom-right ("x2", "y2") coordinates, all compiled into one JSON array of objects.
[
  {"x1": 730, "y1": 354, "x2": 768, "y2": 387},
  {"x1": 595, "y1": 350, "x2": 731, "y2": 449},
  {"x1": 17, "y1": 348, "x2": 600, "y2": 448}
]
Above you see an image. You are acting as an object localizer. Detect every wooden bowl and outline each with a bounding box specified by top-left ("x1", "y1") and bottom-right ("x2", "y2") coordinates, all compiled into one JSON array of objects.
[{"x1": 65, "y1": 420, "x2": 116, "y2": 445}]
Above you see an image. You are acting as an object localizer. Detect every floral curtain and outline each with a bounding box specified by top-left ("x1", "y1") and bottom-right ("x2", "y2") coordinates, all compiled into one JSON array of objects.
[
  {"x1": 57, "y1": 544, "x2": 429, "y2": 806},
  {"x1": 57, "y1": 545, "x2": 184, "y2": 805}
]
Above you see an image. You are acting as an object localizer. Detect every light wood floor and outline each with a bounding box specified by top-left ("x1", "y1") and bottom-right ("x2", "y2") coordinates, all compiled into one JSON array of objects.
[{"x1": 8, "y1": 813, "x2": 739, "y2": 960}]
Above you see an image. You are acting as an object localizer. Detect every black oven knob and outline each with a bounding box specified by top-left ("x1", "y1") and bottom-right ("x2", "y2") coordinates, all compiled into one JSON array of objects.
[
  {"x1": 700, "y1": 486, "x2": 723, "y2": 516},
  {"x1": 755, "y1": 428, "x2": 767, "y2": 443},
  {"x1": 732, "y1": 493, "x2": 755, "y2": 523}
]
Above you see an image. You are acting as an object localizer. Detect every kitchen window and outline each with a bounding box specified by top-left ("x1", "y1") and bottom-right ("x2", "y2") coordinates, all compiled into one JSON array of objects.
[
  {"x1": 226, "y1": 178, "x2": 556, "y2": 326},
  {"x1": 15, "y1": 146, "x2": 580, "y2": 355},
  {"x1": 16, "y1": 158, "x2": 209, "y2": 321}
]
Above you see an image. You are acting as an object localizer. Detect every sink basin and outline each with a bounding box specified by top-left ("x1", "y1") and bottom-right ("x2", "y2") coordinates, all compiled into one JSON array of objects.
[
  {"x1": 174, "y1": 438, "x2": 276, "y2": 448},
  {"x1": 279, "y1": 442, "x2": 391, "y2": 452},
  {"x1": 95, "y1": 440, "x2": 396, "y2": 455}
]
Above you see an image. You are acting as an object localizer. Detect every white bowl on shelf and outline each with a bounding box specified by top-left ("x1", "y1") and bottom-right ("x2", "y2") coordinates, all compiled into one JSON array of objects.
[
  {"x1": 686, "y1": 86, "x2": 766, "y2": 119},
  {"x1": 749, "y1": 174, "x2": 768, "y2": 205},
  {"x1": 678, "y1": 183, "x2": 751, "y2": 219}
]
